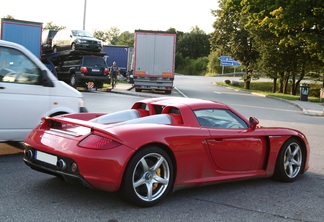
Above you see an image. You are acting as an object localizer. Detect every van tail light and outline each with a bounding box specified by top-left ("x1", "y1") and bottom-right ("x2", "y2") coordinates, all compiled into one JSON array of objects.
[
  {"x1": 80, "y1": 66, "x2": 88, "y2": 73},
  {"x1": 78, "y1": 134, "x2": 121, "y2": 150},
  {"x1": 104, "y1": 68, "x2": 109, "y2": 75}
]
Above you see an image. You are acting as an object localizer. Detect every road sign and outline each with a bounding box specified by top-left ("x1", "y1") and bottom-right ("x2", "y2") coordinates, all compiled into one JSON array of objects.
[
  {"x1": 219, "y1": 56, "x2": 231, "y2": 61},
  {"x1": 219, "y1": 55, "x2": 240, "y2": 66},
  {"x1": 220, "y1": 60, "x2": 240, "y2": 67}
]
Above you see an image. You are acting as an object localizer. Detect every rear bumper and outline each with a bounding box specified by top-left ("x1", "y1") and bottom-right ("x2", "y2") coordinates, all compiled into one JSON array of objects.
[
  {"x1": 24, "y1": 157, "x2": 95, "y2": 189},
  {"x1": 22, "y1": 141, "x2": 134, "y2": 192},
  {"x1": 76, "y1": 74, "x2": 111, "y2": 85}
]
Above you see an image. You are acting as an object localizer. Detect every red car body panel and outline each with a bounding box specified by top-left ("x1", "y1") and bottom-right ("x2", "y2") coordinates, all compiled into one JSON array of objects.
[{"x1": 23, "y1": 97, "x2": 310, "y2": 194}]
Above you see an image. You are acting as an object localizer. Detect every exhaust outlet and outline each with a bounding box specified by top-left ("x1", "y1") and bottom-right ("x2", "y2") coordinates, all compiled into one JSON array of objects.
[
  {"x1": 57, "y1": 159, "x2": 66, "y2": 170},
  {"x1": 25, "y1": 150, "x2": 33, "y2": 160}
]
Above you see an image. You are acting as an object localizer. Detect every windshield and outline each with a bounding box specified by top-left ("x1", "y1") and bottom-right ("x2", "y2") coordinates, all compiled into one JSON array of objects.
[{"x1": 72, "y1": 30, "x2": 93, "y2": 37}]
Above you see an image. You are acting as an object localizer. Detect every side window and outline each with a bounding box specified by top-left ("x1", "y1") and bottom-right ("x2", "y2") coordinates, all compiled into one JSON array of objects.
[
  {"x1": 194, "y1": 109, "x2": 248, "y2": 129},
  {"x1": 61, "y1": 59, "x2": 79, "y2": 67},
  {"x1": 0, "y1": 46, "x2": 41, "y2": 84}
]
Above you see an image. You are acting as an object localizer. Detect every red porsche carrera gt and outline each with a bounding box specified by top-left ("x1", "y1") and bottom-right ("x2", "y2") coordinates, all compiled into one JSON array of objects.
[{"x1": 23, "y1": 97, "x2": 310, "y2": 207}]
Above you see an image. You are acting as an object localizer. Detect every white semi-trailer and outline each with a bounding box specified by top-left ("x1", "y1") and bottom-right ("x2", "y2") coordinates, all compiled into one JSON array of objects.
[{"x1": 133, "y1": 30, "x2": 176, "y2": 94}]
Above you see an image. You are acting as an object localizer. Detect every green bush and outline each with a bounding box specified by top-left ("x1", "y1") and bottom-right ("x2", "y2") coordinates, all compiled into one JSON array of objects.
[{"x1": 175, "y1": 54, "x2": 208, "y2": 76}]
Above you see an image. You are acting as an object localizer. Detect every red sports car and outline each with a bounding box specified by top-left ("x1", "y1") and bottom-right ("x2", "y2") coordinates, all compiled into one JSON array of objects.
[{"x1": 23, "y1": 97, "x2": 310, "y2": 207}]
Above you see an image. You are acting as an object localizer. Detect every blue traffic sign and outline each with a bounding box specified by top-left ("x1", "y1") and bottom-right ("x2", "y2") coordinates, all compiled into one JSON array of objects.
[
  {"x1": 219, "y1": 56, "x2": 231, "y2": 61},
  {"x1": 219, "y1": 55, "x2": 240, "y2": 66}
]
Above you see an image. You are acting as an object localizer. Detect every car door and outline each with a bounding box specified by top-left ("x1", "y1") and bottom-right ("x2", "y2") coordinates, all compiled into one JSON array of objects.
[
  {"x1": 0, "y1": 45, "x2": 50, "y2": 141},
  {"x1": 194, "y1": 108, "x2": 268, "y2": 173},
  {"x1": 206, "y1": 128, "x2": 268, "y2": 172}
]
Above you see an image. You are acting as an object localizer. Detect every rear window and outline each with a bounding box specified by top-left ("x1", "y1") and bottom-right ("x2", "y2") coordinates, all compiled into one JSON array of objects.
[{"x1": 83, "y1": 56, "x2": 106, "y2": 67}]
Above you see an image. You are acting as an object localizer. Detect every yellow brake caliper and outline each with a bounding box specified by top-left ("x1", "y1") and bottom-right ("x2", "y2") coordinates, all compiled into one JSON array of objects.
[{"x1": 153, "y1": 168, "x2": 161, "y2": 190}]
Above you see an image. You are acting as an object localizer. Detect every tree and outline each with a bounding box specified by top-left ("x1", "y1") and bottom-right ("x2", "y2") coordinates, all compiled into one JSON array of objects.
[
  {"x1": 43, "y1": 22, "x2": 65, "y2": 30},
  {"x1": 93, "y1": 30, "x2": 108, "y2": 43},
  {"x1": 94, "y1": 27, "x2": 121, "y2": 45},
  {"x1": 176, "y1": 26, "x2": 210, "y2": 60},
  {"x1": 210, "y1": 0, "x2": 259, "y2": 89},
  {"x1": 116, "y1": 31, "x2": 134, "y2": 46},
  {"x1": 242, "y1": 0, "x2": 324, "y2": 95},
  {"x1": 3, "y1": 15, "x2": 15, "y2": 19}
]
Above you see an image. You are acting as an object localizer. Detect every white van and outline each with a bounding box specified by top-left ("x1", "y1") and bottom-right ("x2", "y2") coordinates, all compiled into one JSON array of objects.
[{"x1": 0, "y1": 40, "x2": 87, "y2": 143}]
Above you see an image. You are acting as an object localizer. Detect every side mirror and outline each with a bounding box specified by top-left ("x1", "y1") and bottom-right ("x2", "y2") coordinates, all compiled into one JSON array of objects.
[
  {"x1": 249, "y1": 117, "x2": 259, "y2": 130},
  {"x1": 41, "y1": 70, "x2": 54, "y2": 87}
]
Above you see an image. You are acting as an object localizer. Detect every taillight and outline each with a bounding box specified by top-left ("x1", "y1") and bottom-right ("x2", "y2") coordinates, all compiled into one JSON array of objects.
[
  {"x1": 104, "y1": 68, "x2": 109, "y2": 75},
  {"x1": 80, "y1": 66, "x2": 88, "y2": 73},
  {"x1": 78, "y1": 134, "x2": 121, "y2": 150}
]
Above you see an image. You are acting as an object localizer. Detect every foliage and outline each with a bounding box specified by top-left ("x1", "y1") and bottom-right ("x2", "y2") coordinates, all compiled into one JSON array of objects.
[
  {"x1": 93, "y1": 28, "x2": 134, "y2": 46},
  {"x1": 192, "y1": 57, "x2": 209, "y2": 76},
  {"x1": 240, "y1": 0, "x2": 324, "y2": 95},
  {"x1": 176, "y1": 26, "x2": 210, "y2": 59},
  {"x1": 94, "y1": 27, "x2": 121, "y2": 45},
  {"x1": 117, "y1": 31, "x2": 134, "y2": 46},
  {"x1": 210, "y1": 0, "x2": 324, "y2": 95},
  {"x1": 175, "y1": 54, "x2": 208, "y2": 76},
  {"x1": 210, "y1": 0, "x2": 259, "y2": 89},
  {"x1": 43, "y1": 22, "x2": 65, "y2": 30},
  {"x1": 174, "y1": 27, "x2": 211, "y2": 74},
  {"x1": 3, "y1": 15, "x2": 14, "y2": 19},
  {"x1": 207, "y1": 51, "x2": 222, "y2": 74}
]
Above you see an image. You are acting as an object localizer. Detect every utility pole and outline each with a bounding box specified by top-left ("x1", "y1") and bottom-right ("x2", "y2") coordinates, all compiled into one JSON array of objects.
[{"x1": 83, "y1": 0, "x2": 87, "y2": 30}]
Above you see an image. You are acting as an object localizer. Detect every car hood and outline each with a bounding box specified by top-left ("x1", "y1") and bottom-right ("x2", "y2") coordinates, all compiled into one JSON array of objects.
[{"x1": 77, "y1": 36, "x2": 100, "y2": 42}]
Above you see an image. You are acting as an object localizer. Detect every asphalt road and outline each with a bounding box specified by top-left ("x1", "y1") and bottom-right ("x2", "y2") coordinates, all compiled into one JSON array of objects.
[{"x1": 1, "y1": 75, "x2": 323, "y2": 222}]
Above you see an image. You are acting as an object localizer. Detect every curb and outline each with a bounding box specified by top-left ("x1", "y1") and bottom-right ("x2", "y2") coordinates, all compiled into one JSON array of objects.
[
  {"x1": 265, "y1": 96, "x2": 324, "y2": 117},
  {"x1": 220, "y1": 84, "x2": 324, "y2": 117}
]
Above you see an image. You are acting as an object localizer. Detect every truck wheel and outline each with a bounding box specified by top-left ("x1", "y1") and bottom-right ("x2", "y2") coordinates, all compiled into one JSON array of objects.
[
  {"x1": 165, "y1": 90, "x2": 172, "y2": 94},
  {"x1": 135, "y1": 88, "x2": 142, "y2": 92},
  {"x1": 70, "y1": 74, "x2": 77, "y2": 88}
]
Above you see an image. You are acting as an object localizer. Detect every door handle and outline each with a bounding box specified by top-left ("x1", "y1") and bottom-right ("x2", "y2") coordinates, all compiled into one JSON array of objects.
[{"x1": 207, "y1": 138, "x2": 223, "y2": 143}]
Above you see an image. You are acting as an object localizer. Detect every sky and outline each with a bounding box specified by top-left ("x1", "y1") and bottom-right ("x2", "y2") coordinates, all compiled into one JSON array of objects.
[{"x1": 1, "y1": 0, "x2": 218, "y2": 34}]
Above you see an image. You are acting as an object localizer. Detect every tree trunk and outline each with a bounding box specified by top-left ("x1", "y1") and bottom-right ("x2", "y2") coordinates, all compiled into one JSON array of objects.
[
  {"x1": 294, "y1": 66, "x2": 306, "y2": 95},
  {"x1": 291, "y1": 72, "x2": 296, "y2": 95},
  {"x1": 283, "y1": 72, "x2": 290, "y2": 94},
  {"x1": 244, "y1": 71, "x2": 252, "y2": 89},
  {"x1": 272, "y1": 77, "x2": 277, "y2": 93},
  {"x1": 278, "y1": 71, "x2": 284, "y2": 93}
]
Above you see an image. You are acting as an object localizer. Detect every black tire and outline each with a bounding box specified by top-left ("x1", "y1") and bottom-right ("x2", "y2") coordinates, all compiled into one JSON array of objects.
[
  {"x1": 70, "y1": 74, "x2": 77, "y2": 88},
  {"x1": 135, "y1": 88, "x2": 142, "y2": 92},
  {"x1": 120, "y1": 146, "x2": 174, "y2": 207},
  {"x1": 95, "y1": 82, "x2": 103, "y2": 89},
  {"x1": 165, "y1": 90, "x2": 172, "y2": 94},
  {"x1": 274, "y1": 138, "x2": 304, "y2": 182}
]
